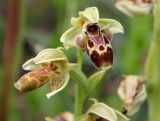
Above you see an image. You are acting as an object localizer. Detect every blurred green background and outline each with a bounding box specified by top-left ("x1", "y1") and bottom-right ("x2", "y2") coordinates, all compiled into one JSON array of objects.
[{"x1": 0, "y1": 0, "x2": 153, "y2": 121}]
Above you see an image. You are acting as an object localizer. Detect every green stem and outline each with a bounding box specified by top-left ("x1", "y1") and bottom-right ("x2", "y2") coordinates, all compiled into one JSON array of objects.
[
  {"x1": 74, "y1": 49, "x2": 85, "y2": 119},
  {"x1": 145, "y1": 1, "x2": 160, "y2": 121}
]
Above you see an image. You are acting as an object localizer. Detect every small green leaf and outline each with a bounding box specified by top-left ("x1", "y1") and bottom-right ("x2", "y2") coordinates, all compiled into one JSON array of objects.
[
  {"x1": 68, "y1": 63, "x2": 79, "y2": 70},
  {"x1": 69, "y1": 67, "x2": 88, "y2": 90},
  {"x1": 87, "y1": 69, "x2": 108, "y2": 94}
]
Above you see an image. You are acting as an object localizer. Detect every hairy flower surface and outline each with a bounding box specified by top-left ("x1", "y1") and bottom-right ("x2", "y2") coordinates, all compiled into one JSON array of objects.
[
  {"x1": 118, "y1": 75, "x2": 147, "y2": 116},
  {"x1": 60, "y1": 7, "x2": 123, "y2": 70},
  {"x1": 115, "y1": 0, "x2": 156, "y2": 16},
  {"x1": 14, "y1": 48, "x2": 75, "y2": 99}
]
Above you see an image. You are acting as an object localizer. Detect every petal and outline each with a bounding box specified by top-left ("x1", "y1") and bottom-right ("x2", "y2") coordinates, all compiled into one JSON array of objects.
[
  {"x1": 60, "y1": 27, "x2": 82, "y2": 49},
  {"x1": 71, "y1": 17, "x2": 84, "y2": 27},
  {"x1": 99, "y1": 18, "x2": 124, "y2": 34},
  {"x1": 22, "y1": 58, "x2": 42, "y2": 70},
  {"x1": 79, "y1": 7, "x2": 99, "y2": 23},
  {"x1": 46, "y1": 62, "x2": 70, "y2": 99},
  {"x1": 88, "y1": 102, "x2": 117, "y2": 121},
  {"x1": 114, "y1": 109, "x2": 129, "y2": 121},
  {"x1": 115, "y1": 1, "x2": 153, "y2": 17},
  {"x1": 34, "y1": 48, "x2": 67, "y2": 64}
]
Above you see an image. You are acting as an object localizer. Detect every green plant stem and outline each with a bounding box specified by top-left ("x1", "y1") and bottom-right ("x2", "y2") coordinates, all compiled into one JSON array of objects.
[
  {"x1": 74, "y1": 49, "x2": 85, "y2": 119},
  {"x1": 145, "y1": 1, "x2": 160, "y2": 121}
]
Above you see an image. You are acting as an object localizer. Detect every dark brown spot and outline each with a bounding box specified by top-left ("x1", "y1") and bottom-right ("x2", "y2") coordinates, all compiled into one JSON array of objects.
[
  {"x1": 88, "y1": 39, "x2": 94, "y2": 48},
  {"x1": 87, "y1": 24, "x2": 99, "y2": 35},
  {"x1": 143, "y1": 0, "x2": 152, "y2": 3},
  {"x1": 99, "y1": 45, "x2": 105, "y2": 51},
  {"x1": 90, "y1": 50, "x2": 101, "y2": 68},
  {"x1": 103, "y1": 47, "x2": 113, "y2": 65},
  {"x1": 90, "y1": 47, "x2": 113, "y2": 69},
  {"x1": 122, "y1": 107, "x2": 128, "y2": 115}
]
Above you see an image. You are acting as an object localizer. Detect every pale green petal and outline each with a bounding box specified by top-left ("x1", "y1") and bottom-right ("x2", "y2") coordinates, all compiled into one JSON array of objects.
[
  {"x1": 99, "y1": 18, "x2": 124, "y2": 34},
  {"x1": 46, "y1": 72, "x2": 70, "y2": 99},
  {"x1": 22, "y1": 58, "x2": 42, "y2": 70},
  {"x1": 79, "y1": 7, "x2": 99, "y2": 23},
  {"x1": 115, "y1": 1, "x2": 153, "y2": 17},
  {"x1": 34, "y1": 48, "x2": 67, "y2": 64},
  {"x1": 114, "y1": 109, "x2": 130, "y2": 121},
  {"x1": 46, "y1": 62, "x2": 70, "y2": 99},
  {"x1": 60, "y1": 27, "x2": 82, "y2": 49},
  {"x1": 88, "y1": 103, "x2": 117, "y2": 121},
  {"x1": 71, "y1": 17, "x2": 84, "y2": 27}
]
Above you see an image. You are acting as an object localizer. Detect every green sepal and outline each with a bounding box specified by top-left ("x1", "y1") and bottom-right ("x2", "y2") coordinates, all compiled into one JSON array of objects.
[
  {"x1": 60, "y1": 27, "x2": 81, "y2": 49},
  {"x1": 99, "y1": 19, "x2": 124, "y2": 34}
]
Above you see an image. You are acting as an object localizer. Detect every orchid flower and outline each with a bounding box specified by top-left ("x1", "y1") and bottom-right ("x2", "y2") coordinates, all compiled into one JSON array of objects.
[
  {"x1": 79, "y1": 99, "x2": 129, "y2": 121},
  {"x1": 60, "y1": 7, "x2": 123, "y2": 70},
  {"x1": 14, "y1": 48, "x2": 76, "y2": 99}
]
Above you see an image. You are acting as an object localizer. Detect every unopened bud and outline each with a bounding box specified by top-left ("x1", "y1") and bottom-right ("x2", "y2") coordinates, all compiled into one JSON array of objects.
[{"x1": 118, "y1": 75, "x2": 147, "y2": 116}]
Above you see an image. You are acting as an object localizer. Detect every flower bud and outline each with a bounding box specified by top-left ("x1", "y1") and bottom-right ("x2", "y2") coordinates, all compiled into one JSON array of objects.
[
  {"x1": 118, "y1": 75, "x2": 147, "y2": 116},
  {"x1": 115, "y1": 0, "x2": 156, "y2": 17}
]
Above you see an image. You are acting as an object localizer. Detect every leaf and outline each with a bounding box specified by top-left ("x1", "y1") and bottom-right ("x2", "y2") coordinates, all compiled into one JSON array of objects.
[
  {"x1": 69, "y1": 67, "x2": 88, "y2": 90},
  {"x1": 87, "y1": 69, "x2": 108, "y2": 94}
]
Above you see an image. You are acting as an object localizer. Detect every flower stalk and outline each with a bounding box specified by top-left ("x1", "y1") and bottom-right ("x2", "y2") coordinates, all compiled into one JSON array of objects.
[
  {"x1": 145, "y1": 0, "x2": 160, "y2": 121},
  {"x1": 74, "y1": 49, "x2": 85, "y2": 119}
]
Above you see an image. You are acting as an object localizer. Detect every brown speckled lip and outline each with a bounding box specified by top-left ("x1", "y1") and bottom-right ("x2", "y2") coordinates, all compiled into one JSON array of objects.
[{"x1": 90, "y1": 47, "x2": 113, "y2": 69}]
